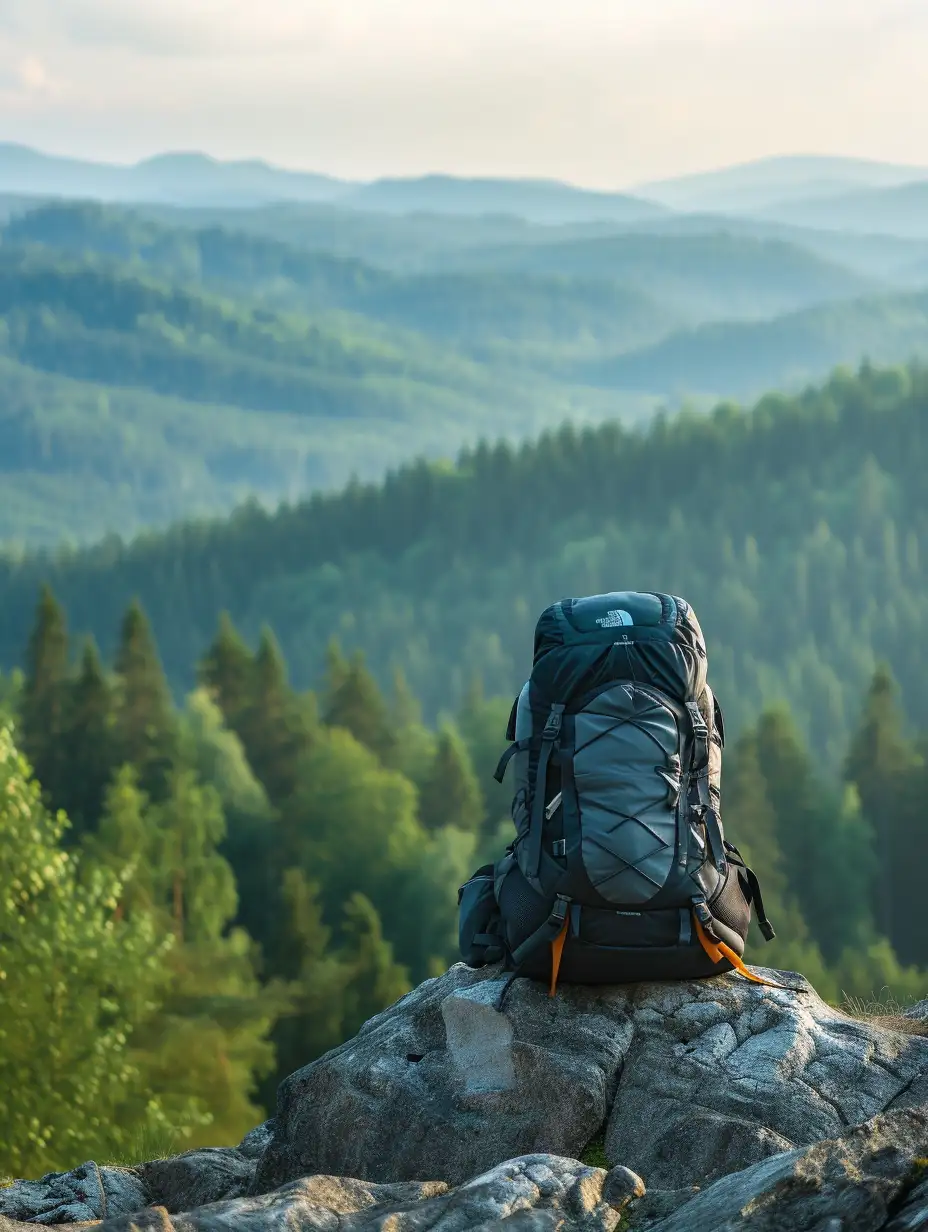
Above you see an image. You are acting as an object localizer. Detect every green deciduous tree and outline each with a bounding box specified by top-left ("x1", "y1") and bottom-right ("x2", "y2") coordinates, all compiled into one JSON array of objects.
[{"x1": 0, "y1": 726, "x2": 177, "y2": 1177}]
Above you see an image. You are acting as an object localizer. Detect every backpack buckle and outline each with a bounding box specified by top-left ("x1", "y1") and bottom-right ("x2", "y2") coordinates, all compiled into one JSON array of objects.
[
  {"x1": 550, "y1": 894, "x2": 570, "y2": 924},
  {"x1": 686, "y1": 701, "x2": 708, "y2": 740},
  {"x1": 543, "y1": 705, "x2": 564, "y2": 740}
]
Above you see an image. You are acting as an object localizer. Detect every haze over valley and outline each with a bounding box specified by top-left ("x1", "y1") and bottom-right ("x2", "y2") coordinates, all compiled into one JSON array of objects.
[{"x1": 2, "y1": 147, "x2": 928, "y2": 546}]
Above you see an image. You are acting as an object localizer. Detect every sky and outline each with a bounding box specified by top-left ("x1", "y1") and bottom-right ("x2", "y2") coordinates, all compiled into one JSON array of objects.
[{"x1": 0, "y1": 0, "x2": 927, "y2": 188}]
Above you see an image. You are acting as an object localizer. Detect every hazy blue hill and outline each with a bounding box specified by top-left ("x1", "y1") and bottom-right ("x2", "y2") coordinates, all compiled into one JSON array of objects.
[
  {"x1": 1, "y1": 196, "x2": 925, "y2": 550},
  {"x1": 127, "y1": 152, "x2": 351, "y2": 206},
  {"x1": 609, "y1": 211, "x2": 928, "y2": 285},
  {"x1": 1, "y1": 354, "x2": 564, "y2": 547},
  {"x1": 0, "y1": 242, "x2": 658, "y2": 546},
  {"x1": 3, "y1": 204, "x2": 675, "y2": 356},
  {"x1": 1, "y1": 145, "x2": 667, "y2": 221},
  {"x1": 586, "y1": 291, "x2": 928, "y2": 397},
  {"x1": 0, "y1": 143, "x2": 350, "y2": 207},
  {"x1": 639, "y1": 154, "x2": 928, "y2": 214},
  {"x1": 341, "y1": 174, "x2": 666, "y2": 224},
  {"x1": 760, "y1": 181, "x2": 928, "y2": 241},
  {"x1": 455, "y1": 231, "x2": 875, "y2": 319}
]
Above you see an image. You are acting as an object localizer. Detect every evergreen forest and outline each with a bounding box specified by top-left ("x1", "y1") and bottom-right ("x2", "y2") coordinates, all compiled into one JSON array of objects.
[{"x1": 2, "y1": 360, "x2": 928, "y2": 1178}]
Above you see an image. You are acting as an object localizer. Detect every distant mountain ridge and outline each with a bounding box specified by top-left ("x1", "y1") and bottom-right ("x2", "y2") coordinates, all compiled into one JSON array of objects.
[
  {"x1": 757, "y1": 180, "x2": 928, "y2": 241},
  {"x1": 638, "y1": 154, "x2": 928, "y2": 214},
  {"x1": 5, "y1": 144, "x2": 928, "y2": 228},
  {"x1": 0, "y1": 144, "x2": 661, "y2": 222},
  {"x1": 0, "y1": 144, "x2": 351, "y2": 208}
]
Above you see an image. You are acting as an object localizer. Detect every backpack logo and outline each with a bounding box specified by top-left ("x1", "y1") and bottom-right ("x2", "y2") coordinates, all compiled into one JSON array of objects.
[{"x1": 595, "y1": 609, "x2": 634, "y2": 628}]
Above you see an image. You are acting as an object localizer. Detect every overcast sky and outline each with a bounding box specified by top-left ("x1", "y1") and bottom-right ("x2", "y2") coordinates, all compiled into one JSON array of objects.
[{"x1": 1, "y1": 0, "x2": 926, "y2": 187}]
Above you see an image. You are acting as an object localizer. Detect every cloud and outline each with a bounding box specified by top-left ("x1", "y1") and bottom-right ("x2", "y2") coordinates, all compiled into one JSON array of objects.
[
  {"x1": 0, "y1": 0, "x2": 926, "y2": 184},
  {"x1": 0, "y1": 0, "x2": 344, "y2": 57}
]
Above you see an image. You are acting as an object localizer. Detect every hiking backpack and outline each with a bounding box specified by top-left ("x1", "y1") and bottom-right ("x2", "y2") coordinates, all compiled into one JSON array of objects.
[{"x1": 458, "y1": 591, "x2": 777, "y2": 993}]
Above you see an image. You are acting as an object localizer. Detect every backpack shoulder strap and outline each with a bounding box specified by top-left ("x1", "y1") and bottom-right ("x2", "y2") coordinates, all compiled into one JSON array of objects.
[{"x1": 525, "y1": 703, "x2": 565, "y2": 879}]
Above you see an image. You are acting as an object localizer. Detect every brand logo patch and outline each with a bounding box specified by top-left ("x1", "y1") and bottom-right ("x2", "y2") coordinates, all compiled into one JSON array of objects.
[{"x1": 595, "y1": 609, "x2": 634, "y2": 628}]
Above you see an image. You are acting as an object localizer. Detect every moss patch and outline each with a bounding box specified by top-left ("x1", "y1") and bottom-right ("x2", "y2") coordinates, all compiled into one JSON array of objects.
[{"x1": 581, "y1": 1131, "x2": 609, "y2": 1170}]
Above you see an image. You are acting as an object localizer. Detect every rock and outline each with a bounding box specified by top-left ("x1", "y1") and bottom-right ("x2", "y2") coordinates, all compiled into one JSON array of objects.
[
  {"x1": 138, "y1": 1150, "x2": 256, "y2": 1214},
  {"x1": 255, "y1": 965, "x2": 633, "y2": 1192},
  {"x1": 601, "y1": 1165, "x2": 645, "y2": 1208},
  {"x1": 886, "y1": 1175, "x2": 928, "y2": 1231},
  {"x1": 0, "y1": 1162, "x2": 148, "y2": 1225},
  {"x1": 904, "y1": 998, "x2": 928, "y2": 1022},
  {"x1": 253, "y1": 961, "x2": 928, "y2": 1193},
  {"x1": 236, "y1": 1122, "x2": 274, "y2": 1161},
  {"x1": 638, "y1": 1107, "x2": 928, "y2": 1231},
  {"x1": 96, "y1": 1156, "x2": 628, "y2": 1232}
]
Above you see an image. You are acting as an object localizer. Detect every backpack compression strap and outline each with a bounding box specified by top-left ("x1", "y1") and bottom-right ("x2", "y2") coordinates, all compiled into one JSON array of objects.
[
  {"x1": 686, "y1": 701, "x2": 726, "y2": 875},
  {"x1": 692, "y1": 900, "x2": 789, "y2": 990},
  {"x1": 724, "y1": 842, "x2": 777, "y2": 942}
]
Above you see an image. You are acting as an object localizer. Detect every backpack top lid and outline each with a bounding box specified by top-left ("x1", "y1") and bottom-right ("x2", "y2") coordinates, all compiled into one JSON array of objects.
[{"x1": 530, "y1": 591, "x2": 708, "y2": 707}]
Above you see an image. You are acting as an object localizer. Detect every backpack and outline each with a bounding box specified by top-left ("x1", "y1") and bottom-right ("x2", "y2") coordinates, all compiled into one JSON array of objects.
[{"x1": 457, "y1": 591, "x2": 778, "y2": 994}]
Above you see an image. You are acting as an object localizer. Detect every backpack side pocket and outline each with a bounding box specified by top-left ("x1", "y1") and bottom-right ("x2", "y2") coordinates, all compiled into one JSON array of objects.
[{"x1": 458, "y1": 864, "x2": 504, "y2": 967}]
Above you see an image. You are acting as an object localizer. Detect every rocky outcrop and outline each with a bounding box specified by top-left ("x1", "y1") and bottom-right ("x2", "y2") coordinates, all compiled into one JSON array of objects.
[
  {"x1": 0, "y1": 1161, "x2": 148, "y2": 1225},
  {"x1": 6, "y1": 1111, "x2": 928, "y2": 1231},
  {"x1": 4, "y1": 962, "x2": 928, "y2": 1231},
  {"x1": 634, "y1": 1106, "x2": 928, "y2": 1231},
  {"x1": 94, "y1": 1156, "x2": 642, "y2": 1232},
  {"x1": 253, "y1": 962, "x2": 928, "y2": 1193},
  {"x1": 0, "y1": 1149, "x2": 258, "y2": 1225}
]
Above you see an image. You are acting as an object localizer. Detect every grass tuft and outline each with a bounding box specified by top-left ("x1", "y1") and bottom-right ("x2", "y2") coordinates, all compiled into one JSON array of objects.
[{"x1": 841, "y1": 990, "x2": 928, "y2": 1037}]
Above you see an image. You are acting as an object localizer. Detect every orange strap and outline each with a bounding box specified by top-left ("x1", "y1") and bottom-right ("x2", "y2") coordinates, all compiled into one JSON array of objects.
[
  {"x1": 549, "y1": 916, "x2": 569, "y2": 997},
  {"x1": 693, "y1": 913, "x2": 789, "y2": 990}
]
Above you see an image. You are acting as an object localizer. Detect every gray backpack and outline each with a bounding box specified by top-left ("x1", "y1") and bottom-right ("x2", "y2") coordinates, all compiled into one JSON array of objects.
[{"x1": 458, "y1": 591, "x2": 776, "y2": 993}]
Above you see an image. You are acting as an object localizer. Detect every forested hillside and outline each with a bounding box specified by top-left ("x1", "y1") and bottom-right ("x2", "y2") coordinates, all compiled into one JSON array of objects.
[
  {"x1": 3, "y1": 567, "x2": 928, "y2": 1174},
  {"x1": 4, "y1": 361, "x2": 928, "y2": 1175},
  {"x1": 1, "y1": 362, "x2": 926, "y2": 769},
  {"x1": 2, "y1": 195, "x2": 928, "y2": 546}
]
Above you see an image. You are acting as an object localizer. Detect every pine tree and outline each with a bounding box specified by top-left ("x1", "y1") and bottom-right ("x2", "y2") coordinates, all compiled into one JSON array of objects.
[
  {"x1": 388, "y1": 666, "x2": 436, "y2": 786},
  {"x1": 457, "y1": 684, "x2": 516, "y2": 830},
  {"x1": 339, "y1": 893, "x2": 410, "y2": 1039},
  {"x1": 236, "y1": 628, "x2": 315, "y2": 805},
  {"x1": 721, "y1": 729, "x2": 835, "y2": 996},
  {"x1": 19, "y1": 585, "x2": 70, "y2": 807},
  {"x1": 199, "y1": 613, "x2": 254, "y2": 731},
  {"x1": 418, "y1": 724, "x2": 484, "y2": 833},
  {"x1": 845, "y1": 665, "x2": 921, "y2": 949},
  {"x1": 754, "y1": 706, "x2": 876, "y2": 963},
  {"x1": 323, "y1": 647, "x2": 397, "y2": 766},
  {"x1": 259, "y1": 869, "x2": 348, "y2": 1106},
  {"x1": 60, "y1": 638, "x2": 115, "y2": 836},
  {"x1": 114, "y1": 600, "x2": 178, "y2": 798},
  {"x1": 179, "y1": 689, "x2": 278, "y2": 951}
]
